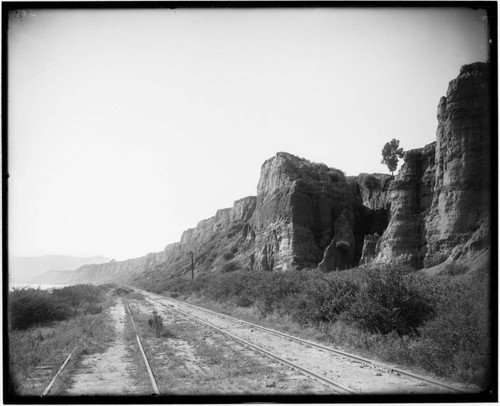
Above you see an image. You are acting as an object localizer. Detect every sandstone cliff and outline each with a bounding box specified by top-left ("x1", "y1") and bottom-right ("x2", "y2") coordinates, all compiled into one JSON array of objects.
[
  {"x1": 62, "y1": 153, "x2": 388, "y2": 283},
  {"x1": 424, "y1": 62, "x2": 491, "y2": 266},
  {"x1": 370, "y1": 62, "x2": 491, "y2": 268},
  {"x1": 69, "y1": 251, "x2": 170, "y2": 284},
  {"x1": 252, "y1": 153, "x2": 356, "y2": 271},
  {"x1": 63, "y1": 196, "x2": 258, "y2": 284},
  {"x1": 53, "y1": 61, "x2": 490, "y2": 285},
  {"x1": 373, "y1": 143, "x2": 436, "y2": 267},
  {"x1": 348, "y1": 173, "x2": 392, "y2": 211},
  {"x1": 250, "y1": 153, "x2": 394, "y2": 272}
]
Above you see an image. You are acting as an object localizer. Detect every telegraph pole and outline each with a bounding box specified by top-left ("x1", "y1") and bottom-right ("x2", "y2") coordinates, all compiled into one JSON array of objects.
[{"x1": 190, "y1": 252, "x2": 194, "y2": 280}]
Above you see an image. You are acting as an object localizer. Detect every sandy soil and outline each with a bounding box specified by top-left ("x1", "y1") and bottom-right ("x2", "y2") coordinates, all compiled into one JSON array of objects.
[
  {"x1": 64, "y1": 298, "x2": 149, "y2": 396},
  {"x1": 139, "y1": 289, "x2": 471, "y2": 395}
]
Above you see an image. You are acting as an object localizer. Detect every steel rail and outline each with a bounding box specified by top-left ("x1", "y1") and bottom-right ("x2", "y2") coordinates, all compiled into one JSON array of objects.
[
  {"x1": 141, "y1": 289, "x2": 468, "y2": 394},
  {"x1": 41, "y1": 287, "x2": 120, "y2": 396},
  {"x1": 41, "y1": 310, "x2": 101, "y2": 396},
  {"x1": 125, "y1": 302, "x2": 160, "y2": 395},
  {"x1": 41, "y1": 290, "x2": 159, "y2": 397},
  {"x1": 144, "y1": 295, "x2": 357, "y2": 395}
]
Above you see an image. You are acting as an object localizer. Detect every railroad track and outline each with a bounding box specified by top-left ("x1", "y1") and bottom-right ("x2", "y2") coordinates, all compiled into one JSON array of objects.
[
  {"x1": 42, "y1": 286, "x2": 472, "y2": 396},
  {"x1": 41, "y1": 288, "x2": 116, "y2": 397},
  {"x1": 141, "y1": 293, "x2": 355, "y2": 394},
  {"x1": 136, "y1": 288, "x2": 470, "y2": 395},
  {"x1": 45, "y1": 292, "x2": 350, "y2": 396},
  {"x1": 42, "y1": 290, "x2": 160, "y2": 396},
  {"x1": 125, "y1": 302, "x2": 160, "y2": 395}
]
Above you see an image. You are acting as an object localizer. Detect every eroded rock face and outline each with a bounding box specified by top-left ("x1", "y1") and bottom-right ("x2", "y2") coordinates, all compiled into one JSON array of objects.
[
  {"x1": 179, "y1": 196, "x2": 257, "y2": 250},
  {"x1": 70, "y1": 251, "x2": 170, "y2": 284},
  {"x1": 374, "y1": 143, "x2": 436, "y2": 267},
  {"x1": 359, "y1": 233, "x2": 381, "y2": 265},
  {"x1": 348, "y1": 174, "x2": 392, "y2": 264},
  {"x1": 252, "y1": 152, "x2": 356, "y2": 271},
  {"x1": 318, "y1": 212, "x2": 356, "y2": 271},
  {"x1": 424, "y1": 62, "x2": 491, "y2": 266},
  {"x1": 370, "y1": 62, "x2": 491, "y2": 267},
  {"x1": 69, "y1": 196, "x2": 258, "y2": 283},
  {"x1": 348, "y1": 173, "x2": 392, "y2": 210},
  {"x1": 63, "y1": 153, "x2": 394, "y2": 283}
]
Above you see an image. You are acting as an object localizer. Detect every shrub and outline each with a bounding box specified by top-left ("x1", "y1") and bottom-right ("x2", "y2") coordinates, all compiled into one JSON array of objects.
[
  {"x1": 204, "y1": 270, "x2": 255, "y2": 302},
  {"x1": 344, "y1": 264, "x2": 434, "y2": 335},
  {"x1": 9, "y1": 285, "x2": 107, "y2": 331},
  {"x1": 359, "y1": 173, "x2": 379, "y2": 190},
  {"x1": 287, "y1": 273, "x2": 358, "y2": 326},
  {"x1": 413, "y1": 274, "x2": 490, "y2": 386},
  {"x1": 148, "y1": 311, "x2": 165, "y2": 337},
  {"x1": 226, "y1": 223, "x2": 244, "y2": 238},
  {"x1": 252, "y1": 270, "x2": 307, "y2": 316},
  {"x1": 51, "y1": 284, "x2": 104, "y2": 310},
  {"x1": 234, "y1": 295, "x2": 254, "y2": 307},
  {"x1": 223, "y1": 251, "x2": 235, "y2": 261},
  {"x1": 221, "y1": 260, "x2": 239, "y2": 273},
  {"x1": 327, "y1": 169, "x2": 346, "y2": 183},
  {"x1": 82, "y1": 303, "x2": 103, "y2": 315},
  {"x1": 9, "y1": 288, "x2": 73, "y2": 330}
]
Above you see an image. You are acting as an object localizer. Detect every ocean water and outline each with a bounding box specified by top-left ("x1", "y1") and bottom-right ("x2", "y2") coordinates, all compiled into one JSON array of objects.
[{"x1": 8, "y1": 282, "x2": 73, "y2": 291}]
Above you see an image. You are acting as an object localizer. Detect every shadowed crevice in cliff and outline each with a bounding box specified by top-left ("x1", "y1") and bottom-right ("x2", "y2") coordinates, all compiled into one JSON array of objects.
[{"x1": 347, "y1": 173, "x2": 392, "y2": 265}]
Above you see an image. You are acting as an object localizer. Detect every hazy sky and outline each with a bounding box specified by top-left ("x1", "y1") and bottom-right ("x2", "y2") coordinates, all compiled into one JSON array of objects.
[{"x1": 8, "y1": 7, "x2": 489, "y2": 260}]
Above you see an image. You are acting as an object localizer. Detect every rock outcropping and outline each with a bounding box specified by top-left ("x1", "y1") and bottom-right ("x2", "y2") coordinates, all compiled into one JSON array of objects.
[
  {"x1": 252, "y1": 153, "x2": 356, "y2": 271},
  {"x1": 424, "y1": 62, "x2": 491, "y2": 266},
  {"x1": 374, "y1": 142, "x2": 436, "y2": 267},
  {"x1": 53, "y1": 62, "x2": 490, "y2": 285},
  {"x1": 372, "y1": 62, "x2": 491, "y2": 268},
  {"x1": 349, "y1": 173, "x2": 392, "y2": 211}
]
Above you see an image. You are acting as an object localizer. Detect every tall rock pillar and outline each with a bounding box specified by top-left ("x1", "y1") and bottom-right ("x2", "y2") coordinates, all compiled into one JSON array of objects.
[{"x1": 424, "y1": 62, "x2": 491, "y2": 266}]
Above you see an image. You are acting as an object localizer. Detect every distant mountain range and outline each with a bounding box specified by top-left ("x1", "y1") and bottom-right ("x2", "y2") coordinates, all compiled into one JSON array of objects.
[{"x1": 9, "y1": 255, "x2": 111, "y2": 283}]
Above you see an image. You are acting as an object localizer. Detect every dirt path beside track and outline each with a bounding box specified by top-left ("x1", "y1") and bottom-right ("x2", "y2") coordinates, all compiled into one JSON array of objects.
[{"x1": 63, "y1": 297, "x2": 150, "y2": 396}]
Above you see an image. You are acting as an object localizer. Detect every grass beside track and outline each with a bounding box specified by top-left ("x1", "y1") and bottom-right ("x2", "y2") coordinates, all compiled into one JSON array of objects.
[{"x1": 8, "y1": 285, "x2": 115, "y2": 396}]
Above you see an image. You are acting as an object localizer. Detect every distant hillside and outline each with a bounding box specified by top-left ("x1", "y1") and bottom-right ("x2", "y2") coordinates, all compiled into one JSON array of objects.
[
  {"x1": 9, "y1": 255, "x2": 110, "y2": 283},
  {"x1": 29, "y1": 269, "x2": 77, "y2": 284}
]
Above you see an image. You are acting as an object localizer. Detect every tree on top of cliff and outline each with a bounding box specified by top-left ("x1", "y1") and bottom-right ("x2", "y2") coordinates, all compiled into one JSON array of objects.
[{"x1": 381, "y1": 139, "x2": 404, "y2": 176}]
